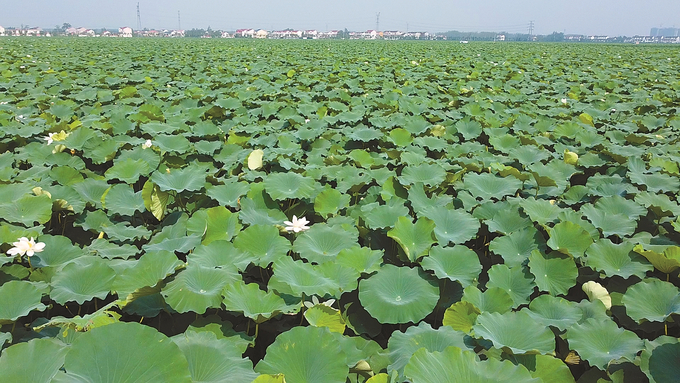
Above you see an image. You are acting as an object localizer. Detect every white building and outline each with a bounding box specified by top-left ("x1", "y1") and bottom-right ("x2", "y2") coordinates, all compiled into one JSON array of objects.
[
  {"x1": 119, "y1": 27, "x2": 133, "y2": 38},
  {"x1": 0, "y1": 26, "x2": 5, "y2": 36}
]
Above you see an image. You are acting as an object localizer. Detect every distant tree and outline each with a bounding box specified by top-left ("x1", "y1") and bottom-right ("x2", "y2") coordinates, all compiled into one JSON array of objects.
[
  {"x1": 185, "y1": 29, "x2": 205, "y2": 38},
  {"x1": 62, "y1": 23, "x2": 71, "y2": 31},
  {"x1": 541, "y1": 32, "x2": 564, "y2": 42}
]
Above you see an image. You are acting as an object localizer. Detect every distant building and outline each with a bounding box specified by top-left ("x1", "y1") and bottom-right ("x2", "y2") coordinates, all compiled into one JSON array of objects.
[
  {"x1": 0, "y1": 25, "x2": 4, "y2": 36},
  {"x1": 119, "y1": 27, "x2": 133, "y2": 37},
  {"x1": 235, "y1": 29, "x2": 255, "y2": 38},
  {"x1": 255, "y1": 29, "x2": 268, "y2": 39}
]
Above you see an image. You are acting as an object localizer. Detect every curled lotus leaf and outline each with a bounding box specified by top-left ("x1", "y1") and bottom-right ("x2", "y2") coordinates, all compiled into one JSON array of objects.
[{"x1": 472, "y1": 310, "x2": 556, "y2": 355}]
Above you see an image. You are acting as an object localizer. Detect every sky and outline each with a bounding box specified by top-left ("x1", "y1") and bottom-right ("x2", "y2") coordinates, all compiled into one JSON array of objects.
[{"x1": 1, "y1": 0, "x2": 679, "y2": 36}]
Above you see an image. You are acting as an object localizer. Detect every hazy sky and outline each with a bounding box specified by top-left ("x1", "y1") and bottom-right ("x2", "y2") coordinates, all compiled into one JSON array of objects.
[{"x1": 1, "y1": 0, "x2": 679, "y2": 36}]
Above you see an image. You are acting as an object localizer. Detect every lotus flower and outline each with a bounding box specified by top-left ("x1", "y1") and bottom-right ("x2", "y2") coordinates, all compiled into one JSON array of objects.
[
  {"x1": 283, "y1": 215, "x2": 310, "y2": 233},
  {"x1": 7, "y1": 237, "x2": 45, "y2": 257}
]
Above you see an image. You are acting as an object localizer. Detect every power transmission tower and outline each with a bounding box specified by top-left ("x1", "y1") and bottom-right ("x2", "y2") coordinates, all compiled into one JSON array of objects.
[
  {"x1": 376, "y1": 12, "x2": 380, "y2": 31},
  {"x1": 529, "y1": 20, "x2": 534, "y2": 36},
  {"x1": 178, "y1": 11, "x2": 181, "y2": 30},
  {"x1": 136, "y1": 2, "x2": 142, "y2": 31}
]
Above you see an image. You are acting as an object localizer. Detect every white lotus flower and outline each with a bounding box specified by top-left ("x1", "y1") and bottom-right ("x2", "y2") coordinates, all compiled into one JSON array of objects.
[
  {"x1": 142, "y1": 139, "x2": 153, "y2": 149},
  {"x1": 560, "y1": 98, "x2": 568, "y2": 105},
  {"x1": 303, "y1": 295, "x2": 336, "y2": 308},
  {"x1": 44, "y1": 132, "x2": 55, "y2": 145},
  {"x1": 7, "y1": 237, "x2": 45, "y2": 257},
  {"x1": 283, "y1": 215, "x2": 310, "y2": 233}
]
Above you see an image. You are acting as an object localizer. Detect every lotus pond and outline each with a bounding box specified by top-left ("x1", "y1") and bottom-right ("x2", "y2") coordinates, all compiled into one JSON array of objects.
[{"x1": 0, "y1": 37, "x2": 680, "y2": 382}]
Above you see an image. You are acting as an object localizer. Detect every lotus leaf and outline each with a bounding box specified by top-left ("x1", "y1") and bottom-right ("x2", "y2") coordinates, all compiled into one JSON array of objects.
[
  {"x1": 335, "y1": 246, "x2": 384, "y2": 274},
  {"x1": 506, "y1": 354, "x2": 576, "y2": 383},
  {"x1": 485, "y1": 208, "x2": 532, "y2": 235},
  {"x1": 314, "y1": 188, "x2": 350, "y2": 217},
  {"x1": 420, "y1": 245, "x2": 481, "y2": 286},
  {"x1": 358, "y1": 264, "x2": 439, "y2": 324},
  {"x1": 0, "y1": 338, "x2": 69, "y2": 383},
  {"x1": 268, "y1": 256, "x2": 339, "y2": 298},
  {"x1": 547, "y1": 221, "x2": 594, "y2": 258},
  {"x1": 206, "y1": 181, "x2": 250, "y2": 208},
  {"x1": 186, "y1": 206, "x2": 242, "y2": 245},
  {"x1": 61, "y1": 321, "x2": 192, "y2": 382},
  {"x1": 489, "y1": 227, "x2": 544, "y2": 267},
  {"x1": 0, "y1": 280, "x2": 47, "y2": 322},
  {"x1": 223, "y1": 280, "x2": 297, "y2": 323},
  {"x1": 233, "y1": 224, "x2": 291, "y2": 267},
  {"x1": 113, "y1": 250, "x2": 182, "y2": 298},
  {"x1": 0, "y1": 194, "x2": 52, "y2": 227},
  {"x1": 443, "y1": 300, "x2": 480, "y2": 333},
  {"x1": 399, "y1": 163, "x2": 447, "y2": 187},
  {"x1": 360, "y1": 200, "x2": 410, "y2": 230},
  {"x1": 304, "y1": 304, "x2": 346, "y2": 333},
  {"x1": 33, "y1": 235, "x2": 85, "y2": 267},
  {"x1": 621, "y1": 279, "x2": 680, "y2": 323},
  {"x1": 565, "y1": 318, "x2": 643, "y2": 370},
  {"x1": 188, "y1": 240, "x2": 253, "y2": 272},
  {"x1": 585, "y1": 239, "x2": 652, "y2": 279},
  {"x1": 162, "y1": 265, "x2": 238, "y2": 314},
  {"x1": 463, "y1": 172, "x2": 523, "y2": 200},
  {"x1": 387, "y1": 322, "x2": 469, "y2": 377},
  {"x1": 424, "y1": 207, "x2": 480, "y2": 245},
  {"x1": 633, "y1": 244, "x2": 680, "y2": 274},
  {"x1": 404, "y1": 346, "x2": 541, "y2": 383},
  {"x1": 104, "y1": 157, "x2": 150, "y2": 183},
  {"x1": 386, "y1": 216, "x2": 436, "y2": 262},
  {"x1": 263, "y1": 172, "x2": 317, "y2": 200},
  {"x1": 462, "y1": 285, "x2": 514, "y2": 314},
  {"x1": 293, "y1": 223, "x2": 358, "y2": 264},
  {"x1": 520, "y1": 197, "x2": 562, "y2": 226},
  {"x1": 49, "y1": 256, "x2": 116, "y2": 305},
  {"x1": 173, "y1": 330, "x2": 258, "y2": 383},
  {"x1": 473, "y1": 310, "x2": 556, "y2": 354},
  {"x1": 486, "y1": 264, "x2": 536, "y2": 307},
  {"x1": 646, "y1": 342, "x2": 680, "y2": 383},
  {"x1": 524, "y1": 294, "x2": 581, "y2": 331},
  {"x1": 102, "y1": 184, "x2": 144, "y2": 217},
  {"x1": 151, "y1": 166, "x2": 207, "y2": 192},
  {"x1": 255, "y1": 326, "x2": 349, "y2": 383},
  {"x1": 528, "y1": 250, "x2": 578, "y2": 296}
]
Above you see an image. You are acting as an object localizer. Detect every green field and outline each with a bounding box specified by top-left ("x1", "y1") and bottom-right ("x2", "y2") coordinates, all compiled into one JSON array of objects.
[{"x1": 1, "y1": 37, "x2": 680, "y2": 382}]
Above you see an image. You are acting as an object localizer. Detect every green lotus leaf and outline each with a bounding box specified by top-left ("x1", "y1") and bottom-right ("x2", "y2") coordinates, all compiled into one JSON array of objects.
[
  {"x1": 33, "y1": 234, "x2": 86, "y2": 267},
  {"x1": 423, "y1": 207, "x2": 480, "y2": 245},
  {"x1": 388, "y1": 128, "x2": 413, "y2": 146},
  {"x1": 387, "y1": 321, "x2": 469, "y2": 378},
  {"x1": 102, "y1": 184, "x2": 144, "y2": 217},
  {"x1": 238, "y1": 196, "x2": 289, "y2": 226},
  {"x1": 50, "y1": 166, "x2": 84, "y2": 186},
  {"x1": 565, "y1": 318, "x2": 643, "y2": 370},
  {"x1": 547, "y1": 221, "x2": 594, "y2": 258},
  {"x1": 629, "y1": 172, "x2": 680, "y2": 193},
  {"x1": 173, "y1": 330, "x2": 258, "y2": 383},
  {"x1": 407, "y1": 183, "x2": 451, "y2": 217},
  {"x1": 113, "y1": 250, "x2": 182, "y2": 298},
  {"x1": 61, "y1": 321, "x2": 191, "y2": 382},
  {"x1": 193, "y1": 140, "x2": 222, "y2": 155},
  {"x1": 635, "y1": 191, "x2": 680, "y2": 217},
  {"x1": 485, "y1": 208, "x2": 532, "y2": 235},
  {"x1": 263, "y1": 172, "x2": 317, "y2": 200},
  {"x1": 86, "y1": 238, "x2": 138, "y2": 260},
  {"x1": 223, "y1": 280, "x2": 297, "y2": 323},
  {"x1": 143, "y1": 214, "x2": 201, "y2": 253},
  {"x1": 0, "y1": 194, "x2": 52, "y2": 226},
  {"x1": 524, "y1": 294, "x2": 581, "y2": 331},
  {"x1": 0, "y1": 331, "x2": 10, "y2": 346},
  {"x1": 360, "y1": 199, "x2": 410, "y2": 230},
  {"x1": 646, "y1": 342, "x2": 680, "y2": 383},
  {"x1": 520, "y1": 197, "x2": 562, "y2": 226},
  {"x1": 489, "y1": 227, "x2": 544, "y2": 267},
  {"x1": 104, "y1": 157, "x2": 150, "y2": 183},
  {"x1": 153, "y1": 134, "x2": 192, "y2": 153},
  {"x1": 268, "y1": 256, "x2": 339, "y2": 298},
  {"x1": 142, "y1": 179, "x2": 169, "y2": 221},
  {"x1": 528, "y1": 250, "x2": 578, "y2": 296},
  {"x1": 314, "y1": 188, "x2": 350, "y2": 217},
  {"x1": 206, "y1": 181, "x2": 250, "y2": 208},
  {"x1": 506, "y1": 354, "x2": 576, "y2": 383},
  {"x1": 581, "y1": 205, "x2": 636, "y2": 237},
  {"x1": 188, "y1": 240, "x2": 253, "y2": 272},
  {"x1": 633, "y1": 244, "x2": 680, "y2": 274},
  {"x1": 50, "y1": 256, "x2": 116, "y2": 305},
  {"x1": 0, "y1": 280, "x2": 47, "y2": 322},
  {"x1": 256, "y1": 326, "x2": 348, "y2": 382},
  {"x1": 358, "y1": 264, "x2": 439, "y2": 324},
  {"x1": 473, "y1": 310, "x2": 555, "y2": 354},
  {"x1": 103, "y1": 221, "x2": 152, "y2": 242},
  {"x1": 443, "y1": 300, "x2": 480, "y2": 333},
  {"x1": 399, "y1": 163, "x2": 447, "y2": 187},
  {"x1": 335, "y1": 245, "x2": 384, "y2": 274},
  {"x1": 585, "y1": 239, "x2": 652, "y2": 279},
  {"x1": 420, "y1": 245, "x2": 481, "y2": 286},
  {"x1": 186, "y1": 206, "x2": 242, "y2": 245},
  {"x1": 593, "y1": 195, "x2": 646, "y2": 220},
  {"x1": 151, "y1": 166, "x2": 207, "y2": 192},
  {"x1": 455, "y1": 119, "x2": 483, "y2": 141},
  {"x1": 293, "y1": 223, "x2": 358, "y2": 264},
  {"x1": 462, "y1": 285, "x2": 513, "y2": 314},
  {"x1": 387, "y1": 216, "x2": 436, "y2": 262},
  {"x1": 83, "y1": 138, "x2": 119, "y2": 164},
  {"x1": 404, "y1": 346, "x2": 541, "y2": 383},
  {"x1": 622, "y1": 279, "x2": 680, "y2": 323},
  {"x1": 586, "y1": 174, "x2": 637, "y2": 198},
  {"x1": 233, "y1": 224, "x2": 291, "y2": 267},
  {"x1": 486, "y1": 264, "x2": 536, "y2": 307},
  {"x1": 304, "y1": 304, "x2": 346, "y2": 333},
  {"x1": 0, "y1": 338, "x2": 69, "y2": 383},
  {"x1": 162, "y1": 265, "x2": 238, "y2": 314},
  {"x1": 463, "y1": 173, "x2": 523, "y2": 201}
]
